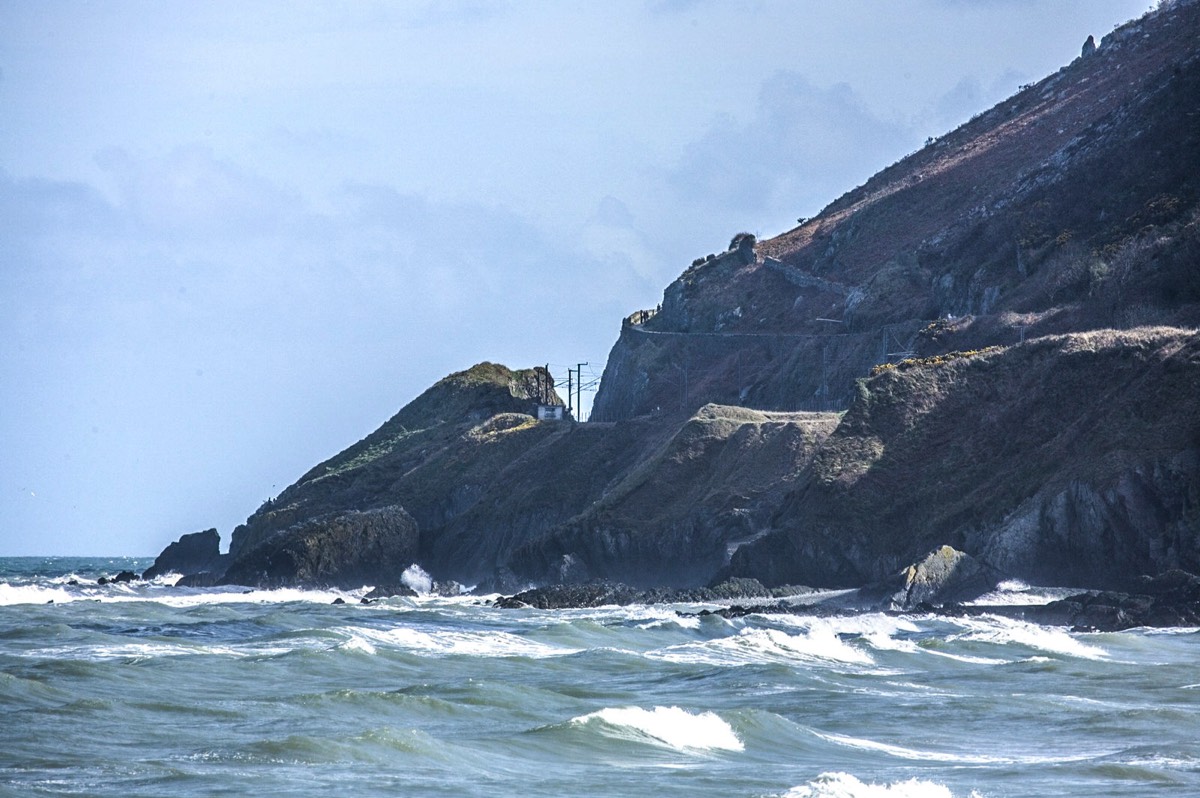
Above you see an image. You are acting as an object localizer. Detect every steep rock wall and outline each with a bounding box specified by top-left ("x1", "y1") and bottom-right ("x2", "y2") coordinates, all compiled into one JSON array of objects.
[{"x1": 730, "y1": 328, "x2": 1200, "y2": 589}]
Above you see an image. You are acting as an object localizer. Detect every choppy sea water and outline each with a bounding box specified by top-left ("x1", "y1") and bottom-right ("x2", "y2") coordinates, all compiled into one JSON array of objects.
[{"x1": 2, "y1": 557, "x2": 1199, "y2": 797}]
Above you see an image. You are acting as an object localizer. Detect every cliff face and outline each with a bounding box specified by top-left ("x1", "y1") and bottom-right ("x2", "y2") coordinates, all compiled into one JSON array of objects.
[
  {"x1": 506, "y1": 406, "x2": 839, "y2": 587},
  {"x1": 592, "y1": 0, "x2": 1200, "y2": 421},
  {"x1": 729, "y1": 328, "x2": 1200, "y2": 589}
]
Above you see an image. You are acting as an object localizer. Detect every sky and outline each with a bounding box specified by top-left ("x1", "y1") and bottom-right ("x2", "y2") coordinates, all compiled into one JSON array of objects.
[{"x1": 1, "y1": 0, "x2": 1154, "y2": 556}]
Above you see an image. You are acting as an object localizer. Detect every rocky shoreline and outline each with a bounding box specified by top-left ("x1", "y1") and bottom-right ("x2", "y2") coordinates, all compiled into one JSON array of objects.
[
  {"x1": 118, "y1": 533, "x2": 1200, "y2": 632},
  {"x1": 491, "y1": 564, "x2": 1200, "y2": 634}
]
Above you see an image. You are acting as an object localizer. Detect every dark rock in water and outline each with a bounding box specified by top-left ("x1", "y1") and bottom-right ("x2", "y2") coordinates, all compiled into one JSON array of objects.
[
  {"x1": 937, "y1": 570, "x2": 1200, "y2": 631},
  {"x1": 363, "y1": 583, "x2": 419, "y2": 599},
  {"x1": 496, "y1": 577, "x2": 813, "y2": 610},
  {"x1": 95, "y1": 572, "x2": 139, "y2": 585},
  {"x1": 143, "y1": 528, "x2": 227, "y2": 581},
  {"x1": 220, "y1": 505, "x2": 419, "y2": 589},
  {"x1": 498, "y1": 581, "x2": 643, "y2": 609},
  {"x1": 432, "y1": 580, "x2": 466, "y2": 597},
  {"x1": 1030, "y1": 570, "x2": 1200, "y2": 631},
  {"x1": 331, "y1": 597, "x2": 346, "y2": 605},
  {"x1": 868, "y1": 546, "x2": 1002, "y2": 609},
  {"x1": 175, "y1": 571, "x2": 222, "y2": 588}
]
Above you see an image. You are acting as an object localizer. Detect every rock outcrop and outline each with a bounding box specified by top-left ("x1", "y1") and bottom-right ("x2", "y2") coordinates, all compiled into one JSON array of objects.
[
  {"x1": 494, "y1": 577, "x2": 805, "y2": 610},
  {"x1": 227, "y1": 362, "x2": 564, "y2": 561},
  {"x1": 219, "y1": 505, "x2": 418, "y2": 589},
  {"x1": 855, "y1": 545, "x2": 1002, "y2": 610},
  {"x1": 142, "y1": 528, "x2": 226, "y2": 581}
]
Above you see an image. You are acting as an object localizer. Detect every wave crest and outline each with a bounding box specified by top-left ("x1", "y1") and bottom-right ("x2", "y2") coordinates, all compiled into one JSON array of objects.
[
  {"x1": 570, "y1": 706, "x2": 743, "y2": 752},
  {"x1": 783, "y1": 772, "x2": 967, "y2": 798}
]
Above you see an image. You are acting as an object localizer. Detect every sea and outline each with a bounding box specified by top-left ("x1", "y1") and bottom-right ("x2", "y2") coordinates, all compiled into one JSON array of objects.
[{"x1": 2, "y1": 557, "x2": 1199, "y2": 798}]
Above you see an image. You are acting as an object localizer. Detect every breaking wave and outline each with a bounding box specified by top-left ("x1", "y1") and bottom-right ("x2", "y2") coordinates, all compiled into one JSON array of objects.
[
  {"x1": 568, "y1": 706, "x2": 744, "y2": 752},
  {"x1": 646, "y1": 622, "x2": 875, "y2": 668},
  {"x1": 782, "y1": 772, "x2": 974, "y2": 798}
]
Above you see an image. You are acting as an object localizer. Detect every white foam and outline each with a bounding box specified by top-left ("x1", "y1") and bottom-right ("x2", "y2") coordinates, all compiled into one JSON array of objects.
[
  {"x1": 766, "y1": 613, "x2": 925, "y2": 655},
  {"x1": 570, "y1": 706, "x2": 743, "y2": 752},
  {"x1": 1120, "y1": 753, "x2": 1200, "y2": 770},
  {"x1": 812, "y1": 729, "x2": 1098, "y2": 765},
  {"x1": 628, "y1": 606, "x2": 703, "y2": 630},
  {"x1": 338, "y1": 633, "x2": 378, "y2": 655},
  {"x1": 647, "y1": 622, "x2": 874, "y2": 668},
  {"x1": 948, "y1": 615, "x2": 1108, "y2": 660},
  {"x1": 341, "y1": 625, "x2": 579, "y2": 658},
  {"x1": 24, "y1": 640, "x2": 251, "y2": 661},
  {"x1": 922, "y1": 649, "x2": 1010, "y2": 665},
  {"x1": 967, "y1": 580, "x2": 1074, "y2": 606},
  {"x1": 782, "y1": 772, "x2": 970, "y2": 798},
  {"x1": 0, "y1": 579, "x2": 361, "y2": 608},
  {"x1": 0, "y1": 582, "x2": 73, "y2": 606}
]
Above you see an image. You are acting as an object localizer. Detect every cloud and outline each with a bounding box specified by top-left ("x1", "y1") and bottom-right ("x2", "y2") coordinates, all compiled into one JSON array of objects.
[
  {"x1": 402, "y1": 0, "x2": 510, "y2": 28},
  {"x1": 0, "y1": 170, "x2": 117, "y2": 243},
  {"x1": 1, "y1": 146, "x2": 646, "y2": 554},
  {"x1": 590, "y1": 196, "x2": 636, "y2": 228},
  {"x1": 647, "y1": 0, "x2": 709, "y2": 13},
  {"x1": 94, "y1": 146, "x2": 303, "y2": 238},
  {"x1": 926, "y1": 68, "x2": 1027, "y2": 131},
  {"x1": 666, "y1": 71, "x2": 920, "y2": 230}
]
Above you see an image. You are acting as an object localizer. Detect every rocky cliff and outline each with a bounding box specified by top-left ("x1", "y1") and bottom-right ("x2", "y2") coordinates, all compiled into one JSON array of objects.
[
  {"x1": 154, "y1": 357, "x2": 841, "y2": 589},
  {"x1": 592, "y1": 0, "x2": 1200, "y2": 421},
  {"x1": 506, "y1": 405, "x2": 838, "y2": 587}
]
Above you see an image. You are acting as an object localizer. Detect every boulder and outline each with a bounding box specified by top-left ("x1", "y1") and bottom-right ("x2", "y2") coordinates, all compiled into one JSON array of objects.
[{"x1": 870, "y1": 545, "x2": 1002, "y2": 610}]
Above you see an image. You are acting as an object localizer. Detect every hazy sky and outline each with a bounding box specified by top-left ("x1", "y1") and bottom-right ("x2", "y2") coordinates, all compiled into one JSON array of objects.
[{"x1": 1, "y1": 0, "x2": 1153, "y2": 556}]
